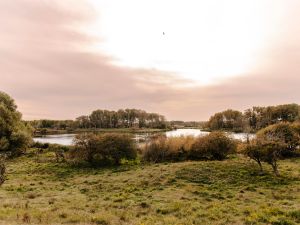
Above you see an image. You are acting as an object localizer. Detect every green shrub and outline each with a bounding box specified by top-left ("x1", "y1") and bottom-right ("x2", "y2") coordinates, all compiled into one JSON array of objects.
[
  {"x1": 0, "y1": 91, "x2": 32, "y2": 156},
  {"x1": 243, "y1": 139, "x2": 285, "y2": 176},
  {"x1": 142, "y1": 136, "x2": 195, "y2": 163},
  {"x1": 72, "y1": 133, "x2": 137, "y2": 165},
  {"x1": 190, "y1": 131, "x2": 236, "y2": 160},
  {"x1": 257, "y1": 122, "x2": 299, "y2": 156}
]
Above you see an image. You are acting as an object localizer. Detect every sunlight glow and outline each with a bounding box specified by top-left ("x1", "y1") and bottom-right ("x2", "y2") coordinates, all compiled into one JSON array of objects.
[{"x1": 85, "y1": 0, "x2": 284, "y2": 85}]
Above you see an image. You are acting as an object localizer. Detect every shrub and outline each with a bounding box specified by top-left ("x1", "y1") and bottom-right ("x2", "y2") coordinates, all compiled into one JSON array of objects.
[
  {"x1": 72, "y1": 133, "x2": 137, "y2": 165},
  {"x1": 0, "y1": 91, "x2": 32, "y2": 156},
  {"x1": 142, "y1": 136, "x2": 195, "y2": 163},
  {"x1": 243, "y1": 123, "x2": 299, "y2": 176},
  {"x1": 257, "y1": 122, "x2": 299, "y2": 156},
  {"x1": 243, "y1": 139, "x2": 285, "y2": 175},
  {"x1": 190, "y1": 131, "x2": 236, "y2": 160},
  {"x1": 242, "y1": 140, "x2": 264, "y2": 173},
  {"x1": 49, "y1": 144, "x2": 71, "y2": 163}
]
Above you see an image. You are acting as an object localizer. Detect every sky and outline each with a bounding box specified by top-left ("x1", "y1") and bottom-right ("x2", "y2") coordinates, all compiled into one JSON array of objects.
[{"x1": 0, "y1": 0, "x2": 299, "y2": 121}]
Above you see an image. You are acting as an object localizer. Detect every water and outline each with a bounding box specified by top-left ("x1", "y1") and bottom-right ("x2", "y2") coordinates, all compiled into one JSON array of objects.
[
  {"x1": 33, "y1": 134, "x2": 76, "y2": 146},
  {"x1": 165, "y1": 129, "x2": 210, "y2": 137},
  {"x1": 33, "y1": 129, "x2": 255, "y2": 146}
]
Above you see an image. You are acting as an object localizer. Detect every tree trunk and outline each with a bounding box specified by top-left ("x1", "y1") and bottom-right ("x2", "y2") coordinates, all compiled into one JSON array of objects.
[
  {"x1": 255, "y1": 159, "x2": 264, "y2": 174},
  {"x1": 257, "y1": 160, "x2": 264, "y2": 174},
  {"x1": 271, "y1": 161, "x2": 279, "y2": 176}
]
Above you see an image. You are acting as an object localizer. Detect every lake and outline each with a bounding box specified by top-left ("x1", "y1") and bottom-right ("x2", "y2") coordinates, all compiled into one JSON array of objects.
[{"x1": 33, "y1": 129, "x2": 255, "y2": 146}]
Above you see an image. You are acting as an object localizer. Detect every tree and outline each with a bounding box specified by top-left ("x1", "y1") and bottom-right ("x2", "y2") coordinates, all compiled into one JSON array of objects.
[
  {"x1": 244, "y1": 104, "x2": 300, "y2": 131},
  {"x1": 0, "y1": 91, "x2": 32, "y2": 156},
  {"x1": 256, "y1": 122, "x2": 299, "y2": 155},
  {"x1": 75, "y1": 116, "x2": 91, "y2": 129},
  {"x1": 243, "y1": 139, "x2": 285, "y2": 176},
  {"x1": 243, "y1": 123, "x2": 299, "y2": 176},
  {"x1": 207, "y1": 109, "x2": 244, "y2": 132}
]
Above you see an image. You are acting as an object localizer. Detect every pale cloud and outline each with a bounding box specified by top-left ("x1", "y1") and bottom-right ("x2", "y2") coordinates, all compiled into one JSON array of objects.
[{"x1": 0, "y1": 0, "x2": 299, "y2": 121}]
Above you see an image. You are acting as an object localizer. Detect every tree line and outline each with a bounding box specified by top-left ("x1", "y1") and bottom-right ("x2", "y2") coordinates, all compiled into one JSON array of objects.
[
  {"x1": 206, "y1": 104, "x2": 300, "y2": 132},
  {"x1": 28, "y1": 109, "x2": 167, "y2": 131}
]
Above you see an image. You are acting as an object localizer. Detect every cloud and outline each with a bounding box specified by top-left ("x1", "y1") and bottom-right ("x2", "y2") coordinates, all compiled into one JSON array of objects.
[{"x1": 0, "y1": 0, "x2": 299, "y2": 121}]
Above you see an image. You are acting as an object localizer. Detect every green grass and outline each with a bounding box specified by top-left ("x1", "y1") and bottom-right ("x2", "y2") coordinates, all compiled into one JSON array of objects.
[{"x1": 0, "y1": 151, "x2": 300, "y2": 225}]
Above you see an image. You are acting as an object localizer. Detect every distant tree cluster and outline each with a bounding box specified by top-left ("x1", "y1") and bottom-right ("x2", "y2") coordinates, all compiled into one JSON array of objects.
[
  {"x1": 29, "y1": 109, "x2": 167, "y2": 131},
  {"x1": 207, "y1": 109, "x2": 244, "y2": 132},
  {"x1": 85, "y1": 109, "x2": 167, "y2": 129},
  {"x1": 207, "y1": 104, "x2": 300, "y2": 132}
]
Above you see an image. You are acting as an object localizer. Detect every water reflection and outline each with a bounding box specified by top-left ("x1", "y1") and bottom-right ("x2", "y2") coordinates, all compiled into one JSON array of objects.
[{"x1": 33, "y1": 129, "x2": 255, "y2": 146}]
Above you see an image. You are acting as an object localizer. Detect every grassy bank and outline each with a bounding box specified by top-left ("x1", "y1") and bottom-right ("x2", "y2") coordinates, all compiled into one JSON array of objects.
[{"x1": 0, "y1": 151, "x2": 300, "y2": 225}]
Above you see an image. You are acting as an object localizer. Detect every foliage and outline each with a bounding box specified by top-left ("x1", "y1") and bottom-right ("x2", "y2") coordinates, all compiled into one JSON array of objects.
[
  {"x1": 143, "y1": 132, "x2": 236, "y2": 163},
  {"x1": 0, "y1": 91, "x2": 32, "y2": 156},
  {"x1": 142, "y1": 136, "x2": 195, "y2": 162},
  {"x1": 72, "y1": 133, "x2": 137, "y2": 165},
  {"x1": 243, "y1": 139, "x2": 285, "y2": 176},
  {"x1": 257, "y1": 122, "x2": 299, "y2": 155},
  {"x1": 206, "y1": 104, "x2": 300, "y2": 133},
  {"x1": 190, "y1": 131, "x2": 237, "y2": 160},
  {"x1": 207, "y1": 109, "x2": 244, "y2": 132},
  {"x1": 243, "y1": 123, "x2": 300, "y2": 175},
  {"x1": 245, "y1": 104, "x2": 300, "y2": 131},
  {"x1": 28, "y1": 109, "x2": 167, "y2": 132}
]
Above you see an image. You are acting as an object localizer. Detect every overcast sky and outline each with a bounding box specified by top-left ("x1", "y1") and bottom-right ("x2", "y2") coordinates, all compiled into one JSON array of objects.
[{"x1": 0, "y1": 0, "x2": 299, "y2": 121}]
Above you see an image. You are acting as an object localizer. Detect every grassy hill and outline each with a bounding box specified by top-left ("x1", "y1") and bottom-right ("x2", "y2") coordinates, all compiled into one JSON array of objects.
[{"x1": 0, "y1": 151, "x2": 299, "y2": 225}]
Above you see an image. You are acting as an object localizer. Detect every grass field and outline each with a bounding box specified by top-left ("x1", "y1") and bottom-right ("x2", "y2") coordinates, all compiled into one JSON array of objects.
[{"x1": 0, "y1": 151, "x2": 300, "y2": 225}]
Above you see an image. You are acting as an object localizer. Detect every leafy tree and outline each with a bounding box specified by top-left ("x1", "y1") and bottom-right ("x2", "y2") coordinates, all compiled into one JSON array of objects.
[
  {"x1": 190, "y1": 131, "x2": 236, "y2": 160},
  {"x1": 207, "y1": 109, "x2": 244, "y2": 132},
  {"x1": 243, "y1": 141, "x2": 264, "y2": 173},
  {"x1": 243, "y1": 123, "x2": 300, "y2": 176},
  {"x1": 0, "y1": 91, "x2": 32, "y2": 156},
  {"x1": 243, "y1": 139, "x2": 285, "y2": 176},
  {"x1": 256, "y1": 122, "x2": 299, "y2": 155},
  {"x1": 244, "y1": 104, "x2": 300, "y2": 131},
  {"x1": 75, "y1": 116, "x2": 91, "y2": 129}
]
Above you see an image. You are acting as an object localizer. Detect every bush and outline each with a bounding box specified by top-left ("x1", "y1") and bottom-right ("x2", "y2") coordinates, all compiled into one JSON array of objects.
[
  {"x1": 72, "y1": 133, "x2": 137, "y2": 165},
  {"x1": 243, "y1": 139, "x2": 285, "y2": 175},
  {"x1": 243, "y1": 123, "x2": 300, "y2": 176},
  {"x1": 0, "y1": 91, "x2": 32, "y2": 156},
  {"x1": 190, "y1": 132, "x2": 236, "y2": 160},
  {"x1": 256, "y1": 122, "x2": 299, "y2": 156},
  {"x1": 142, "y1": 136, "x2": 195, "y2": 163}
]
